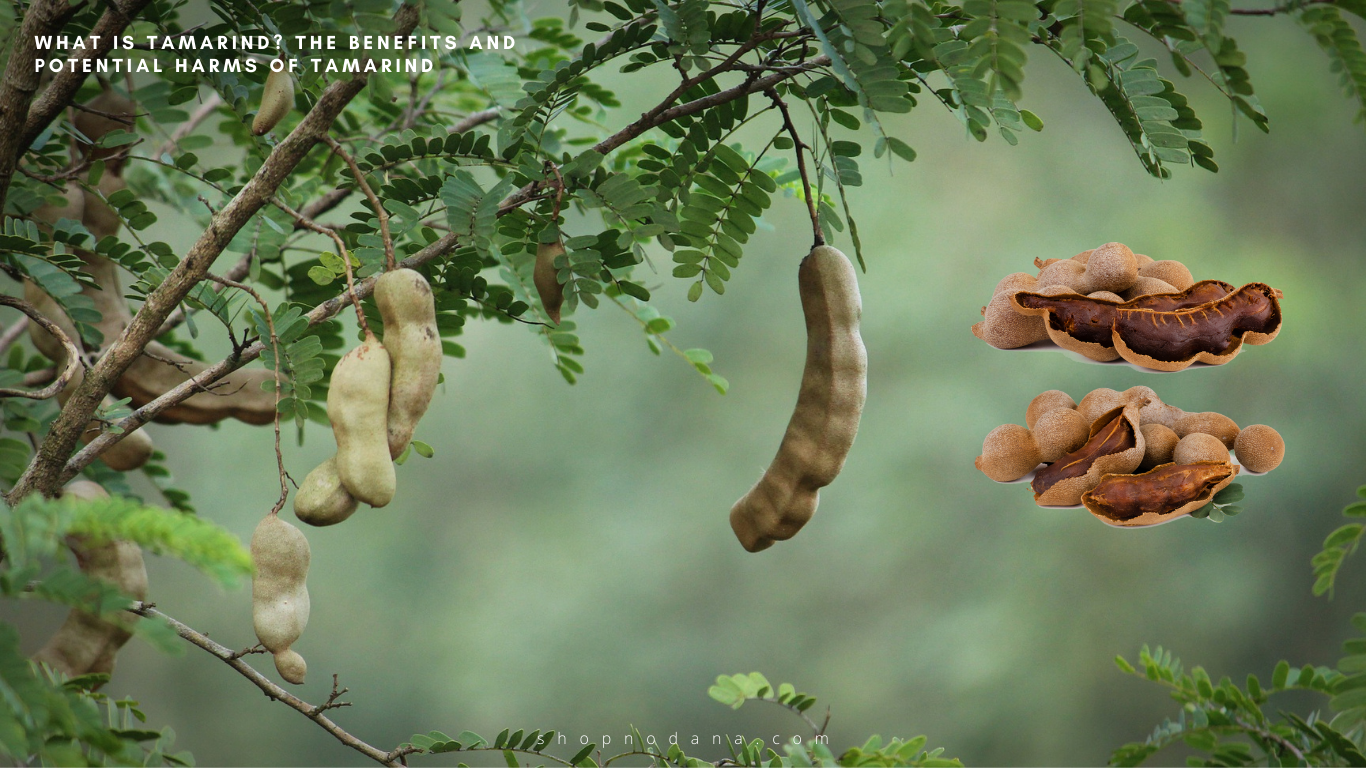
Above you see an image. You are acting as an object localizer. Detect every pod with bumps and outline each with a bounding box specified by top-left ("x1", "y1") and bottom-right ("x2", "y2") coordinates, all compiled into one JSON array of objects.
[
  {"x1": 376, "y1": 268, "x2": 441, "y2": 458},
  {"x1": 329, "y1": 332, "x2": 396, "y2": 507},
  {"x1": 293, "y1": 457, "x2": 359, "y2": 526},
  {"x1": 975, "y1": 408, "x2": 1090, "y2": 482},
  {"x1": 1173, "y1": 432, "x2": 1231, "y2": 465},
  {"x1": 252, "y1": 68, "x2": 294, "y2": 136},
  {"x1": 534, "y1": 241, "x2": 566, "y2": 324},
  {"x1": 251, "y1": 514, "x2": 310, "y2": 685},
  {"x1": 730, "y1": 245, "x2": 866, "y2": 552}
]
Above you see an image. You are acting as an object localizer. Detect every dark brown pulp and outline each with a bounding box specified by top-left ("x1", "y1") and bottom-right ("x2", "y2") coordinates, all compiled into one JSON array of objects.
[
  {"x1": 1013, "y1": 281, "x2": 1234, "y2": 349},
  {"x1": 1085, "y1": 462, "x2": 1234, "y2": 521},
  {"x1": 1031, "y1": 409, "x2": 1136, "y2": 496},
  {"x1": 1114, "y1": 283, "x2": 1280, "y2": 362}
]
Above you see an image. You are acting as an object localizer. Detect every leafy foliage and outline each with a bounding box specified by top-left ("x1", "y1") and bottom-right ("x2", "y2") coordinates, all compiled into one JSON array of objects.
[
  {"x1": 1189, "y1": 482, "x2": 1244, "y2": 523},
  {"x1": 1314, "y1": 484, "x2": 1366, "y2": 597}
]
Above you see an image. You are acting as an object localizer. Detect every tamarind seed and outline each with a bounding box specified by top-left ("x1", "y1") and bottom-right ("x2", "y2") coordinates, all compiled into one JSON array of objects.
[
  {"x1": 1082, "y1": 461, "x2": 1237, "y2": 525},
  {"x1": 730, "y1": 246, "x2": 866, "y2": 552},
  {"x1": 1084, "y1": 242, "x2": 1139, "y2": 294},
  {"x1": 251, "y1": 514, "x2": 310, "y2": 685},
  {"x1": 293, "y1": 456, "x2": 359, "y2": 526},
  {"x1": 376, "y1": 269, "x2": 442, "y2": 458},
  {"x1": 1234, "y1": 425, "x2": 1284, "y2": 473},
  {"x1": 1025, "y1": 390, "x2": 1076, "y2": 430},
  {"x1": 1172, "y1": 432, "x2": 1230, "y2": 465},
  {"x1": 1120, "y1": 276, "x2": 1179, "y2": 301},
  {"x1": 1173, "y1": 411, "x2": 1241, "y2": 449},
  {"x1": 1032, "y1": 408, "x2": 1090, "y2": 463},
  {"x1": 975, "y1": 423, "x2": 1041, "y2": 482},
  {"x1": 1076, "y1": 388, "x2": 1123, "y2": 425},
  {"x1": 1138, "y1": 260, "x2": 1194, "y2": 291},
  {"x1": 252, "y1": 69, "x2": 295, "y2": 136},
  {"x1": 1139, "y1": 423, "x2": 1180, "y2": 470},
  {"x1": 329, "y1": 332, "x2": 396, "y2": 507},
  {"x1": 534, "y1": 241, "x2": 566, "y2": 324}
]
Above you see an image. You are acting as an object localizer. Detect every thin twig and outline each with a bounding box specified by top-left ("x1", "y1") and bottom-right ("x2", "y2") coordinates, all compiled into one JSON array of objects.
[
  {"x1": 324, "y1": 136, "x2": 394, "y2": 270},
  {"x1": 0, "y1": 295, "x2": 81, "y2": 400},
  {"x1": 767, "y1": 90, "x2": 823, "y2": 247},
  {"x1": 273, "y1": 198, "x2": 371, "y2": 334},
  {"x1": 155, "y1": 94, "x2": 224, "y2": 158},
  {"x1": 0, "y1": 316, "x2": 29, "y2": 354}
]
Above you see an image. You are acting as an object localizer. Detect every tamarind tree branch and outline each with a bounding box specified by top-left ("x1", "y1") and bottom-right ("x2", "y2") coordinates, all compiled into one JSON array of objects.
[
  {"x1": 0, "y1": 295, "x2": 81, "y2": 400},
  {"x1": 127, "y1": 602, "x2": 408, "y2": 767},
  {"x1": 767, "y1": 91, "x2": 823, "y2": 248},
  {"x1": 6, "y1": 4, "x2": 423, "y2": 503}
]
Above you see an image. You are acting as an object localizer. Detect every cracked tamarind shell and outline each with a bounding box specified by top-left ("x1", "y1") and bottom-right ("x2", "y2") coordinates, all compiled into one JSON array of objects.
[
  {"x1": 251, "y1": 69, "x2": 294, "y2": 136},
  {"x1": 1082, "y1": 461, "x2": 1238, "y2": 527},
  {"x1": 1026, "y1": 389, "x2": 1076, "y2": 429},
  {"x1": 33, "y1": 481, "x2": 147, "y2": 679},
  {"x1": 1033, "y1": 408, "x2": 1090, "y2": 463},
  {"x1": 1138, "y1": 423, "x2": 1180, "y2": 470},
  {"x1": 329, "y1": 331, "x2": 396, "y2": 507},
  {"x1": 1235, "y1": 425, "x2": 1284, "y2": 473},
  {"x1": 1173, "y1": 432, "x2": 1231, "y2": 464},
  {"x1": 293, "y1": 456, "x2": 359, "y2": 527},
  {"x1": 534, "y1": 241, "x2": 567, "y2": 325},
  {"x1": 975, "y1": 424, "x2": 1041, "y2": 482},
  {"x1": 730, "y1": 245, "x2": 866, "y2": 552},
  {"x1": 375, "y1": 268, "x2": 441, "y2": 459},
  {"x1": 1111, "y1": 282, "x2": 1283, "y2": 371},
  {"x1": 1030, "y1": 404, "x2": 1145, "y2": 506},
  {"x1": 1138, "y1": 260, "x2": 1194, "y2": 291},
  {"x1": 251, "y1": 514, "x2": 310, "y2": 685}
]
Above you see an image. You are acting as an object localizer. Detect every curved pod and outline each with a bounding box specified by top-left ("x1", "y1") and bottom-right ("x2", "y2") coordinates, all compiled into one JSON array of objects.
[
  {"x1": 534, "y1": 241, "x2": 566, "y2": 324},
  {"x1": 1031, "y1": 405, "x2": 1146, "y2": 506},
  {"x1": 329, "y1": 332, "x2": 396, "y2": 507},
  {"x1": 1111, "y1": 283, "x2": 1282, "y2": 371},
  {"x1": 376, "y1": 269, "x2": 441, "y2": 458},
  {"x1": 730, "y1": 246, "x2": 867, "y2": 552},
  {"x1": 293, "y1": 456, "x2": 359, "y2": 526},
  {"x1": 251, "y1": 514, "x2": 310, "y2": 684},
  {"x1": 252, "y1": 69, "x2": 294, "y2": 136}
]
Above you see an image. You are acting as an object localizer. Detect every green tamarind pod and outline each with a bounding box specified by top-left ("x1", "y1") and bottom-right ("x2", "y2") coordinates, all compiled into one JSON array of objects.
[
  {"x1": 293, "y1": 456, "x2": 359, "y2": 526},
  {"x1": 375, "y1": 269, "x2": 441, "y2": 459},
  {"x1": 534, "y1": 241, "x2": 566, "y2": 324},
  {"x1": 251, "y1": 514, "x2": 310, "y2": 685},
  {"x1": 251, "y1": 69, "x2": 294, "y2": 136},
  {"x1": 328, "y1": 331, "x2": 395, "y2": 507}
]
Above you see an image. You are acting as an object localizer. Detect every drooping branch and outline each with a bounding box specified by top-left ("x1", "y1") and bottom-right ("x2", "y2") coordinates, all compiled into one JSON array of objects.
[
  {"x1": 6, "y1": 4, "x2": 423, "y2": 503},
  {"x1": 128, "y1": 602, "x2": 410, "y2": 767},
  {"x1": 0, "y1": 295, "x2": 81, "y2": 400}
]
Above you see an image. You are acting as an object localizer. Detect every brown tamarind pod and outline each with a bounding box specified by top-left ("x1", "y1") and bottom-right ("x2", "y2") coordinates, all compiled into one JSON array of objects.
[
  {"x1": 293, "y1": 456, "x2": 359, "y2": 527},
  {"x1": 1138, "y1": 423, "x2": 1179, "y2": 470},
  {"x1": 329, "y1": 332, "x2": 396, "y2": 507},
  {"x1": 1025, "y1": 390, "x2": 1076, "y2": 430},
  {"x1": 1031, "y1": 405, "x2": 1145, "y2": 506},
  {"x1": 1120, "y1": 276, "x2": 1179, "y2": 301},
  {"x1": 1138, "y1": 260, "x2": 1194, "y2": 291},
  {"x1": 975, "y1": 424, "x2": 1041, "y2": 482},
  {"x1": 375, "y1": 269, "x2": 441, "y2": 458},
  {"x1": 251, "y1": 69, "x2": 294, "y2": 136},
  {"x1": 33, "y1": 481, "x2": 148, "y2": 679},
  {"x1": 534, "y1": 241, "x2": 566, "y2": 324},
  {"x1": 1173, "y1": 432, "x2": 1230, "y2": 464},
  {"x1": 1111, "y1": 283, "x2": 1282, "y2": 370},
  {"x1": 1011, "y1": 280, "x2": 1235, "y2": 362},
  {"x1": 1082, "y1": 462, "x2": 1238, "y2": 527},
  {"x1": 730, "y1": 245, "x2": 866, "y2": 552},
  {"x1": 251, "y1": 514, "x2": 310, "y2": 685},
  {"x1": 74, "y1": 89, "x2": 136, "y2": 171}
]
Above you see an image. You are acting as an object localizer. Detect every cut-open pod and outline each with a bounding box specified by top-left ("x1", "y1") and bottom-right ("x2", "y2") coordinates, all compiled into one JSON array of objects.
[
  {"x1": 1082, "y1": 461, "x2": 1239, "y2": 527},
  {"x1": 1030, "y1": 404, "x2": 1146, "y2": 506}
]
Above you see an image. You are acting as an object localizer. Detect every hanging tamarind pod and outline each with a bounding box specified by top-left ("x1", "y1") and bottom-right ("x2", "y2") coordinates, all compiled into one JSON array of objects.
[
  {"x1": 375, "y1": 268, "x2": 441, "y2": 458},
  {"x1": 293, "y1": 456, "x2": 359, "y2": 526},
  {"x1": 33, "y1": 481, "x2": 148, "y2": 679},
  {"x1": 729, "y1": 245, "x2": 867, "y2": 552},
  {"x1": 251, "y1": 514, "x2": 310, "y2": 685},
  {"x1": 328, "y1": 331, "x2": 396, "y2": 507},
  {"x1": 251, "y1": 68, "x2": 294, "y2": 136},
  {"x1": 534, "y1": 241, "x2": 566, "y2": 324}
]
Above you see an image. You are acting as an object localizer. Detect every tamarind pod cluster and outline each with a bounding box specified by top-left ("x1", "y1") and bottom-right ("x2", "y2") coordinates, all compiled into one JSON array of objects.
[
  {"x1": 1112, "y1": 283, "x2": 1282, "y2": 371},
  {"x1": 329, "y1": 332, "x2": 396, "y2": 508},
  {"x1": 375, "y1": 269, "x2": 441, "y2": 459},
  {"x1": 251, "y1": 514, "x2": 310, "y2": 685},
  {"x1": 730, "y1": 246, "x2": 867, "y2": 552},
  {"x1": 974, "y1": 405, "x2": 1091, "y2": 482},
  {"x1": 32, "y1": 481, "x2": 148, "y2": 679},
  {"x1": 293, "y1": 456, "x2": 359, "y2": 526},
  {"x1": 533, "y1": 241, "x2": 566, "y2": 324},
  {"x1": 1030, "y1": 404, "x2": 1146, "y2": 506},
  {"x1": 1082, "y1": 462, "x2": 1239, "y2": 527},
  {"x1": 251, "y1": 69, "x2": 294, "y2": 136},
  {"x1": 1011, "y1": 280, "x2": 1235, "y2": 361}
]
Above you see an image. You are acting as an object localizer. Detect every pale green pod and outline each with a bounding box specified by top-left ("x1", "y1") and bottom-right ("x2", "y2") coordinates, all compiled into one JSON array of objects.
[
  {"x1": 534, "y1": 241, "x2": 565, "y2": 324},
  {"x1": 251, "y1": 514, "x2": 310, "y2": 685},
  {"x1": 293, "y1": 456, "x2": 359, "y2": 526},
  {"x1": 251, "y1": 69, "x2": 294, "y2": 136},
  {"x1": 375, "y1": 269, "x2": 441, "y2": 459},
  {"x1": 328, "y1": 332, "x2": 395, "y2": 507}
]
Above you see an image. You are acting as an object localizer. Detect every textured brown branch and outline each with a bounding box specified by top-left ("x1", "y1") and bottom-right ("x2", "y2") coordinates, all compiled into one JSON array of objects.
[
  {"x1": 128, "y1": 602, "x2": 409, "y2": 767},
  {"x1": 7, "y1": 4, "x2": 423, "y2": 503},
  {"x1": 0, "y1": 295, "x2": 81, "y2": 400}
]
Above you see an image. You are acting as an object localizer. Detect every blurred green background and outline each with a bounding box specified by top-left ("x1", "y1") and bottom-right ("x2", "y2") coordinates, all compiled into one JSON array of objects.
[{"x1": 10, "y1": 9, "x2": 1366, "y2": 766}]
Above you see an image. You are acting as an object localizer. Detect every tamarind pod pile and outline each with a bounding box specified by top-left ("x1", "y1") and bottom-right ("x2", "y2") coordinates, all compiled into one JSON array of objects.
[
  {"x1": 730, "y1": 245, "x2": 867, "y2": 552},
  {"x1": 251, "y1": 69, "x2": 294, "y2": 136},
  {"x1": 328, "y1": 331, "x2": 396, "y2": 508},
  {"x1": 375, "y1": 269, "x2": 442, "y2": 459},
  {"x1": 293, "y1": 456, "x2": 359, "y2": 526},
  {"x1": 1112, "y1": 283, "x2": 1283, "y2": 371},
  {"x1": 1030, "y1": 404, "x2": 1146, "y2": 506},
  {"x1": 32, "y1": 481, "x2": 148, "y2": 679},
  {"x1": 1082, "y1": 462, "x2": 1239, "y2": 527},
  {"x1": 251, "y1": 514, "x2": 310, "y2": 685},
  {"x1": 533, "y1": 241, "x2": 566, "y2": 325}
]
